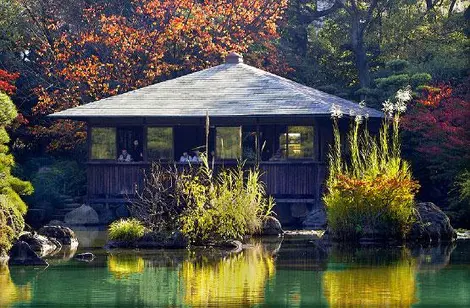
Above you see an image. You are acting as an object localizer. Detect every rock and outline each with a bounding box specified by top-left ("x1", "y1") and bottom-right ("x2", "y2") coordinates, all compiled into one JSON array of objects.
[
  {"x1": 259, "y1": 216, "x2": 284, "y2": 236},
  {"x1": 106, "y1": 231, "x2": 188, "y2": 249},
  {"x1": 457, "y1": 230, "x2": 470, "y2": 240},
  {"x1": 302, "y1": 208, "x2": 327, "y2": 230},
  {"x1": 64, "y1": 204, "x2": 99, "y2": 225},
  {"x1": 75, "y1": 252, "x2": 95, "y2": 262},
  {"x1": 18, "y1": 232, "x2": 60, "y2": 257},
  {"x1": 408, "y1": 202, "x2": 457, "y2": 243},
  {"x1": 38, "y1": 225, "x2": 79, "y2": 248},
  {"x1": 8, "y1": 241, "x2": 48, "y2": 266},
  {"x1": 214, "y1": 240, "x2": 243, "y2": 252},
  {"x1": 48, "y1": 220, "x2": 66, "y2": 226},
  {"x1": 290, "y1": 203, "x2": 309, "y2": 218}
]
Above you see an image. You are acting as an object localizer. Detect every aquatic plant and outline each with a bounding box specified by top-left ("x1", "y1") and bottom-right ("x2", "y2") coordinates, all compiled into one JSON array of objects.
[
  {"x1": 324, "y1": 87, "x2": 419, "y2": 240},
  {"x1": 108, "y1": 218, "x2": 146, "y2": 242}
]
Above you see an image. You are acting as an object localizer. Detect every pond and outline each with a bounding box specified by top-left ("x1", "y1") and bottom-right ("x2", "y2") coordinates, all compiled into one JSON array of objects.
[{"x1": 1, "y1": 231, "x2": 469, "y2": 307}]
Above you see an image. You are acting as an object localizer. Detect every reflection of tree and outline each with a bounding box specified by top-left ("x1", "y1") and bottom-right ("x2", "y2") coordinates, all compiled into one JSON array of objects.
[
  {"x1": 182, "y1": 244, "x2": 275, "y2": 306},
  {"x1": 0, "y1": 265, "x2": 31, "y2": 307},
  {"x1": 323, "y1": 248, "x2": 418, "y2": 307},
  {"x1": 108, "y1": 254, "x2": 144, "y2": 279}
]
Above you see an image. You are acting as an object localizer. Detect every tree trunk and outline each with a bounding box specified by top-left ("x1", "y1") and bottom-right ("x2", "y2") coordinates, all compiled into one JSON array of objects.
[{"x1": 351, "y1": 20, "x2": 371, "y2": 88}]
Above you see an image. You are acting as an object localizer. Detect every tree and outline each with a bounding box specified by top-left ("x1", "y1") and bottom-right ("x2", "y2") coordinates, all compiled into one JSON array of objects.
[
  {"x1": 0, "y1": 69, "x2": 33, "y2": 256},
  {"x1": 401, "y1": 81, "x2": 470, "y2": 204},
  {"x1": 286, "y1": 0, "x2": 467, "y2": 94},
  {"x1": 17, "y1": 0, "x2": 288, "y2": 151}
]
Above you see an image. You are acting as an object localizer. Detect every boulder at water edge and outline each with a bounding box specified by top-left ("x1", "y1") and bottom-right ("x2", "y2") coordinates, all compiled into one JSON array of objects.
[
  {"x1": 8, "y1": 241, "x2": 48, "y2": 266},
  {"x1": 408, "y1": 202, "x2": 457, "y2": 243},
  {"x1": 18, "y1": 232, "x2": 60, "y2": 257},
  {"x1": 302, "y1": 208, "x2": 327, "y2": 230},
  {"x1": 64, "y1": 204, "x2": 99, "y2": 225},
  {"x1": 259, "y1": 216, "x2": 284, "y2": 236},
  {"x1": 38, "y1": 225, "x2": 79, "y2": 248},
  {"x1": 75, "y1": 252, "x2": 95, "y2": 262}
]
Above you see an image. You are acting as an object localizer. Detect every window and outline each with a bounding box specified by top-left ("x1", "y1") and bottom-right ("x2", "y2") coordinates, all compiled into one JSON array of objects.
[
  {"x1": 117, "y1": 127, "x2": 144, "y2": 161},
  {"x1": 147, "y1": 127, "x2": 173, "y2": 161},
  {"x1": 242, "y1": 126, "x2": 258, "y2": 161},
  {"x1": 216, "y1": 127, "x2": 241, "y2": 159},
  {"x1": 279, "y1": 126, "x2": 315, "y2": 159},
  {"x1": 91, "y1": 127, "x2": 116, "y2": 160}
]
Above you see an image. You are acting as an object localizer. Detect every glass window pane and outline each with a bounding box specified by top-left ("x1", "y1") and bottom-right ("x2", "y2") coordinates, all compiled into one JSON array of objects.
[
  {"x1": 147, "y1": 127, "x2": 173, "y2": 161},
  {"x1": 216, "y1": 127, "x2": 241, "y2": 159},
  {"x1": 288, "y1": 126, "x2": 314, "y2": 159},
  {"x1": 91, "y1": 127, "x2": 116, "y2": 160},
  {"x1": 242, "y1": 126, "x2": 257, "y2": 161}
]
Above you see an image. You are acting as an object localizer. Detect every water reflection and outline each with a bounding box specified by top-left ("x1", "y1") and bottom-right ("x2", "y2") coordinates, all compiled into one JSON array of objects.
[
  {"x1": 108, "y1": 254, "x2": 145, "y2": 279},
  {"x1": 0, "y1": 237, "x2": 469, "y2": 307},
  {"x1": 182, "y1": 243, "x2": 275, "y2": 306},
  {"x1": 0, "y1": 265, "x2": 32, "y2": 307},
  {"x1": 323, "y1": 247, "x2": 418, "y2": 307}
]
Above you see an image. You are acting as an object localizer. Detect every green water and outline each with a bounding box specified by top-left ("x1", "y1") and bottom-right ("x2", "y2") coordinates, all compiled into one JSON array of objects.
[{"x1": 1, "y1": 232, "x2": 469, "y2": 307}]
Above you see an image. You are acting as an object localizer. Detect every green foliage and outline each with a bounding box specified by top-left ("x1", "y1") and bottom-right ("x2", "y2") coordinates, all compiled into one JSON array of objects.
[
  {"x1": 410, "y1": 73, "x2": 432, "y2": 88},
  {"x1": 448, "y1": 171, "x2": 470, "y2": 227},
  {"x1": 386, "y1": 59, "x2": 409, "y2": 72},
  {"x1": 108, "y1": 218, "x2": 146, "y2": 242},
  {"x1": 324, "y1": 90, "x2": 419, "y2": 241},
  {"x1": 132, "y1": 154, "x2": 274, "y2": 244},
  {"x1": 0, "y1": 91, "x2": 32, "y2": 254},
  {"x1": 179, "y1": 158, "x2": 274, "y2": 243},
  {"x1": 16, "y1": 157, "x2": 86, "y2": 209}
]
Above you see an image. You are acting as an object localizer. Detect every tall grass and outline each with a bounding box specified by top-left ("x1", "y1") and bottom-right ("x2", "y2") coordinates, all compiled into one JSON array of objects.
[
  {"x1": 324, "y1": 89, "x2": 419, "y2": 241},
  {"x1": 179, "y1": 154, "x2": 275, "y2": 244},
  {"x1": 108, "y1": 218, "x2": 146, "y2": 242}
]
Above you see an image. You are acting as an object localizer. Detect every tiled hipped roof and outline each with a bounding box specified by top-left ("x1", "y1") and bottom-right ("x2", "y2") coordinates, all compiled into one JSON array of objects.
[{"x1": 50, "y1": 53, "x2": 382, "y2": 119}]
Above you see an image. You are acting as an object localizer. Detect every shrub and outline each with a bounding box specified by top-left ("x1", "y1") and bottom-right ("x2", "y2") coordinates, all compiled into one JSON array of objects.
[
  {"x1": 179, "y1": 158, "x2": 275, "y2": 243},
  {"x1": 108, "y1": 218, "x2": 146, "y2": 242},
  {"x1": 324, "y1": 88, "x2": 419, "y2": 241},
  {"x1": 128, "y1": 163, "x2": 186, "y2": 233},
  {"x1": 131, "y1": 154, "x2": 274, "y2": 244}
]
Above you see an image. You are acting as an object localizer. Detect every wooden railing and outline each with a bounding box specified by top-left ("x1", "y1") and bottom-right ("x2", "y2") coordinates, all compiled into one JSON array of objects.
[{"x1": 87, "y1": 161, "x2": 326, "y2": 201}]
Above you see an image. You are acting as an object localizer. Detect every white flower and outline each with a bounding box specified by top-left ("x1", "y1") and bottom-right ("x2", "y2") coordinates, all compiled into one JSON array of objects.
[
  {"x1": 355, "y1": 114, "x2": 363, "y2": 124},
  {"x1": 349, "y1": 109, "x2": 356, "y2": 117},
  {"x1": 359, "y1": 100, "x2": 366, "y2": 109},
  {"x1": 396, "y1": 100, "x2": 407, "y2": 113},
  {"x1": 365, "y1": 112, "x2": 370, "y2": 119},
  {"x1": 330, "y1": 104, "x2": 343, "y2": 118},
  {"x1": 395, "y1": 86, "x2": 413, "y2": 103},
  {"x1": 382, "y1": 99, "x2": 394, "y2": 117}
]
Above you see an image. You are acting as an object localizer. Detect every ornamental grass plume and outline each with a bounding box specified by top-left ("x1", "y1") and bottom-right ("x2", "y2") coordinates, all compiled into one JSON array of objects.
[{"x1": 324, "y1": 87, "x2": 419, "y2": 241}]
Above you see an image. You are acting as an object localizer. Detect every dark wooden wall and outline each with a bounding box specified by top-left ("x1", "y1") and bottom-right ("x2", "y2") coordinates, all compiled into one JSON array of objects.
[{"x1": 87, "y1": 161, "x2": 326, "y2": 202}]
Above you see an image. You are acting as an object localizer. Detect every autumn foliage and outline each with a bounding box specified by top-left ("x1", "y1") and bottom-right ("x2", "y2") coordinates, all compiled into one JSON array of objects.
[
  {"x1": 28, "y1": 0, "x2": 288, "y2": 151},
  {"x1": 0, "y1": 69, "x2": 19, "y2": 95},
  {"x1": 402, "y1": 83, "x2": 470, "y2": 183}
]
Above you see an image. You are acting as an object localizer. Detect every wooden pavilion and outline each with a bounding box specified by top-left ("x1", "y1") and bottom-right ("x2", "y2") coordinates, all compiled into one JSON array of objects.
[{"x1": 50, "y1": 52, "x2": 382, "y2": 224}]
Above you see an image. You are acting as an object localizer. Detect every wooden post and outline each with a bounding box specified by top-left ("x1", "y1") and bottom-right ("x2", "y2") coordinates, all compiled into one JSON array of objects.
[{"x1": 142, "y1": 120, "x2": 148, "y2": 162}]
